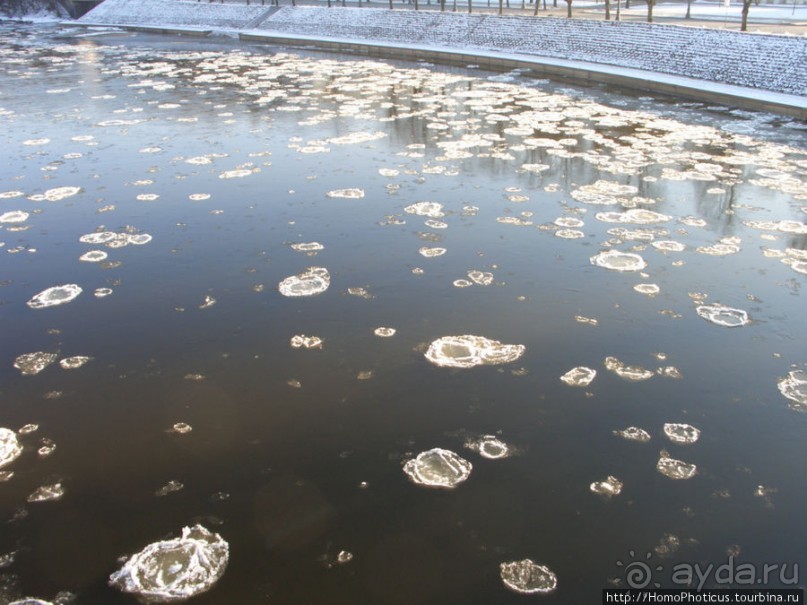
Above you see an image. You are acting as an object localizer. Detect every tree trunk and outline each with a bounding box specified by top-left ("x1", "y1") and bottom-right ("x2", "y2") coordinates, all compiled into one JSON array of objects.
[
  {"x1": 389, "y1": 0, "x2": 392, "y2": 9},
  {"x1": 565, "y1": 0, "x2": 572, "y2": 17},
  {"x1": 533, "y1": 0, "x2": 539, "y2": 14},
  {"x1": 615, "y1": 0, "x2": 620, "y2": 19},
  {"x1": 499, "y1": 0, "x2": 503, "y2": 14},
  {"x1": 414, "y1": 0, "x2": 418, "y2": 9},
  {"x1": 468, "y1": 0, "x2": 472, "y2": 12},
  {"x1": 646, "y1": 0, "x2": 653, "y2": 21},
  {"x1": 604, "y1": 0, "x2": 610, "y2": 19},
  {"x1": 685, "y1": 0, "x2": 691, "y2": 18},
  {"x1": 741, "y1": 0, "x2": 751, "y2": 30}
]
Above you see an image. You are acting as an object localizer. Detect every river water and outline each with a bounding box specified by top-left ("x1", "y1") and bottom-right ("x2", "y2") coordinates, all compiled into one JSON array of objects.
[{"x1": 0, "y1": 23, "x2": 805, "y2": 604}]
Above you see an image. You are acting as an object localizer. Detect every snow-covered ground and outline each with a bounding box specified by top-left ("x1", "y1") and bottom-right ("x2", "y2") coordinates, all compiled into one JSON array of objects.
[{"x1": 75, "y1": 0, "x2": 807, "y2": 96}]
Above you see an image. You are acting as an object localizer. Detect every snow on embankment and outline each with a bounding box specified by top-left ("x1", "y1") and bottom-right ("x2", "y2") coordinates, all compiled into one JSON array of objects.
[
  {"x1": 79, "y1": 0, "x2": 270, "y2": 29},
  {"x1": 78, "y1": 0, "x2": 806, "y2": 96},
  {"x1": 257, "y1": 7, "x2": 807, "y2": 96}
]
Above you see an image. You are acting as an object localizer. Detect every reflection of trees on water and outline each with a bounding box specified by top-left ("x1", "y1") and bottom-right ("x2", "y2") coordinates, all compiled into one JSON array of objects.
[{"x1": 787, "y1": 233, "x2": 807, "y2": 251}]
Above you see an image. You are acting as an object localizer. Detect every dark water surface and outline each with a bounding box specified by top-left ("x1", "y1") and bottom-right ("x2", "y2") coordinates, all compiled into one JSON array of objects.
[{"x1": 0, "y1": 24, "x2": 805, "y2": 604}]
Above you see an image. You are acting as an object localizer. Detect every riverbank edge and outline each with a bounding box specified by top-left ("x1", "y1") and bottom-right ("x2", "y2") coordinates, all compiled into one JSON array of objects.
[{"x1": 62, "y1": 21, "x2": 807, "y2": 119}]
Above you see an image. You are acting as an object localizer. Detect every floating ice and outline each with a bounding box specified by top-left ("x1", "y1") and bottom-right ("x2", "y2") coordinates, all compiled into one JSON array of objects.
[
  {"x1": 29, "y1": 186, "x2": 81, "y2": 202},
  {"x1": 652, "y1": 240, "x2": 686, "y2": 253},
  {"x1": 109, "y1": 525, "x2": 229, "y2": 602},
  {"x1": 219, "y1": 169, "x2": 254, "y2": 179},
  {"x1": 374, "y1": 327, "x2": 396, "y2": 337},
  {"x1": 663, "y1": 423, "x2": 701, "y2": 445},
  {"x1": 590, "y1": 250, "x2": 647, "y2": 272},
  {"x1": 555, "y1": 229, "x2": 585, "y2": 239},
  {"x1": 27, "y1": 482, "x2": 65, "y2": 502},
  {"x1": 278, "y1": 267, "x2": 330, "y2": 297},
  {"x1": 425, "y1": 335, "x2": 525, "y2": 369},
  {"x1": 696, "y1": 304, "x2": 749, "y2": 328},
  {"x1": 79, "y1": 250, "x2": 108, "y2": 263},
  {"x1": 0, "y1": 429, "x2": 22, "y2": 469},
  {"x1": 467, "y1": 270, "x2": 494, "y2": 286},
  {"x1": 590, "y1": 475, "x2": 623, "y2": 497},
  {"x1": 0, "y1": 211, "x2": 29, "y2": 223},
  {"x1": 500, "y1": 559, "x2": 557, "y2": 595},
  {"x1": 425, "y1": 219, "x2": 448, "y2": 229},
  {"x1": 128, "y1": 234, "x2": 153, "y2": 246},
  {"x1": 290, "y1": 335, "x2": 323, "y2": 349},
  {"x1": 656, "y1": 452, "x2": 697, "y2": 480},
  {"x1": 419, "y1": 247, "x2": 446, "y2": 258},
  {"x1": 465, "y1": 435, "x2": 511, "y2": 459},
  {"x1": 777, "y1": 369, "x2": 807, "y2": 412},
  {"x1": 94, "y1": 288, "x2": 113, "y2": 298},
  {"x1": 27, "y1": 284, "x2": 82, "y2": 309},
  {"x1": 171, "y1": 423, "x2": 192, "y2": 434},
  {"x1": 9, "y1": 599, "x2": 52, "y2": 605},
  {"x1": 404, "y1": 202, "x2": 444, "y2": 218},
  {"x1": 613, "y1": 427, "x2": 651, "y2": 442},
  {"x1": 137, "y1": 194, "x2": 160, "y2": 202},
  {"x1": 60, "y1": 356, "x2": 91, "y2": 370},
  {"x1": 155, "y1": 481, "x2": 184, "y2": 497},
  {"x1": 634, "y1": 283, "x2": 660, "y2": 296},
  {"x1": 604, "y1": 357, "x2": 654, "y2": 382},
  {"x1": 14, "y1": 352, "x2": 58, "y2": 376},
  {"x1": 560, "y1": 366, "x2": 597, "y2": 387},
  {"x1": 326, "y1": 189, "x2": 364, "y2": 199},
  {"x1": 697, "y1": 243, "x2": 740, "y2": 256},
  {"x1": 402, "y1": 448, "x2": 472, "y2": 489},
  {"x1": 595, "y1": 209, "x2": 671, "y2": 224},
  {"x1": 290, "y1": 242, "x2": 324, "y2": 254}
]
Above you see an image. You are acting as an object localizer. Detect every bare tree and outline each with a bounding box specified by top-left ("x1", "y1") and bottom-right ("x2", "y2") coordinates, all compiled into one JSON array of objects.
[
  {"x1": 604, "y1": 0, "x2": 610, "y2": 19},
  {"x1": 685, "y1": 0, "x2": 692, "y2": 18},
  {"x1": 564, "y1": 0, "x2": 572, "y2": 17},
  {"x1": 499, "y1": 0, "x2": 503, "y2": 14},
  {"x1": 468, "y1": 0, "x2": 473, "y2": 12},
  {"x1": 740, "y1": 0, "x2": 752, "y2": 31},
  {"x1": 646, "y1": 0, "x2": 654, "y2": 21}
]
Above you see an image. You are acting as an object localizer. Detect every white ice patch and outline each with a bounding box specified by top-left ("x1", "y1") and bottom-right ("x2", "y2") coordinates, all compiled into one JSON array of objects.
[
  {"x1": 79, "y1": 250, "x2": 108, "y2": 263},
  {"x1": 419, "y1": 247, "x2": 446, "y2": 258},
  {"x1": 109, "y1": 525, "x2": 229, "y2": 602},
  {"x1": 465, "y1": 435, "x2": 511, "y2": 459},
  {"x1": 595, "y1": 209, "x2": 671, "y2": 224},
  {"x1": 60, "y1": 356, "x2": 91, "y2": 370},
  {"x1": 656, "y1": 452, "x2": 697, "y2": 480},
  {"x1": 14, "y1": 352, "x2": 58, "y2": 376},
  {"x1": 290, "y1": 242, "x2": 324, "y2": 254},
  {"x1": 27, "y1": 482, "x2": 65, "y2": 502},
  {"x1": 560, "y1": 366, "x2": 597, "y2": 387},
  {"x1": 467, "y1": 270, "x2": 494, "y2": 286},
  {"x1": 590, "y1": 475, "x2": 623, "y2": 497},
  {"x1": 696, "y1": 304, "x2": 749, "y2": 328},
  {"x1": 777, "y1": 369, "x2": 807, "y2": 412},
  {"x1": 425, "y1": 335, "x2": 525, "y2": 369},
  {"x1": 27, "y1": 284, "x2": 82, "y2": 309},
  {"x1": 278, "y1": 267, "x2": 330, "y2": 297},
  {"x1": 374, "y1": 327, "x2": 396, "y2": 337},
  {"x1": 652, "y1": 240, "x2": 686, "y2": 253},
  {"x1": 28, "y1": 186, "x2": 81, "y2": 202},
  {"x1": 613, "y1": 427, "x2": 651, "y2": 442},
  {"x1": 634, "y1": 283, "x2": 660, "y2": 296},
  {"x1": 0, "y1": 429, "x2": 23, "y2": 469},
  {"x1": 0, "y1": 211, "x2": 29, "y2": 223},
  {"x1": 590, "y1": 250, "x2": 647, "y2": 272},
  {"x1": 326, "y1": 189, "x2": 364, "y2": 199},
  {"x1": 605, "y1": 357, "x2": 654, "y2": 382},
  {"x1": 663, "y1": 423, "x2": 701, "y2": 445},
  {"x1": 404, "y1": 202, "x2": 444, "y2": 218},
  {"x1": 290, "y1": 335, "x2": 323, "y2": 349},
  {"x1": 500, "y1": 559, "x2": 557, "y2": 594},
  {"x1": 403, "y1": 448, "x2": 472, "y2": 489}
]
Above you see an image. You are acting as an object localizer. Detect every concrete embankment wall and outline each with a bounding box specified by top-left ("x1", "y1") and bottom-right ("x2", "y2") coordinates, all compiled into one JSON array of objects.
[{"x1": 76, "y1": 0, "x2": 807, "y2": 116}]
